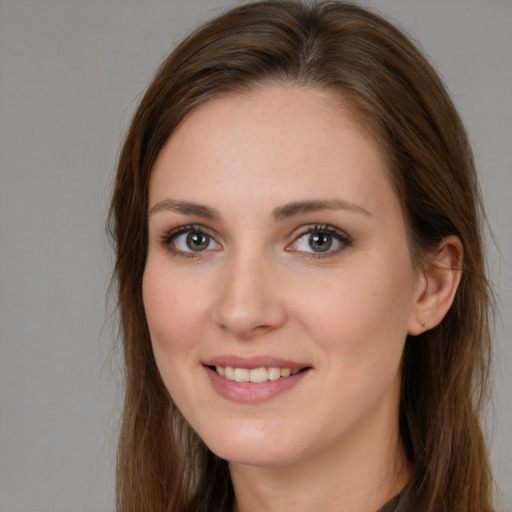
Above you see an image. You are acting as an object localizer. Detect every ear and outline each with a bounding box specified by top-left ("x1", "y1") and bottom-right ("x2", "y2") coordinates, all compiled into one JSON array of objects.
[{"x1": 407, "y1": 235, "x2": 463, "y2": 335}]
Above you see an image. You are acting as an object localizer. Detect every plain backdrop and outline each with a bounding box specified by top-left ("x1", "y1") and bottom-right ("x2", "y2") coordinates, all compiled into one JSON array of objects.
[{"x1": 0, "y1": 1, "x2": 510, "y2": 511}]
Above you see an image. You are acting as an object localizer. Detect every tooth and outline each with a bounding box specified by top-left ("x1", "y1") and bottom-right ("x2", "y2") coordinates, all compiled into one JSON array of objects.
[
  {"x1": 249, "y1": 367, "x2": 268, "y2": 383},
  {"x1": 233, "y1": 368, "x2": 250, "y2": 382},
  {"x1": 219, "y1": 365, "x2": 300, "y2": 382},
  {"x1": 268, "y1": 367, "x2": 281, "y2": 380},
  {"x1": 225, "y1": 366, "x2": 235, "y2": 380}
]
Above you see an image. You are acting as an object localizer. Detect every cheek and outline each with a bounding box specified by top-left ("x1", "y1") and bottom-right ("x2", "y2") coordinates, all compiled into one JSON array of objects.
[
  {"x1": 299, "y1": 273, "x2": 405, "y2": 337},
  {"x1": 142, "y1": 262, "x2": 210, "y2": 370},
  {"x1": 142, "y1": 262, "x2": 216, "y2": 419},
  {"x1": 296, "y1": 270, "x2": 411, "y2": 426},
  {"x1": 293, "y1": 262, "x2": 414, "y2": 375}
]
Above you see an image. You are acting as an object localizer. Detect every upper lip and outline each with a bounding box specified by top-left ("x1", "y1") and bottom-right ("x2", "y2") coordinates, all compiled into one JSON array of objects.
[{"x1": 202, "y1": 355, "x2": 309, "y2": 370}]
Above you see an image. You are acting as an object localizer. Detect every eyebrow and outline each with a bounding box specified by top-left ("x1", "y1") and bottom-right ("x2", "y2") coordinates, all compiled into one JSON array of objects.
[
  {"x1": 148, "y1": 199, "x2": 219, "y2": 219},
  {"x1": 148, "y1": 198, "x2": 371, "y2": 220},
  {"x1": 272, "y1": 199, "x2": 371, "y2": 220}
]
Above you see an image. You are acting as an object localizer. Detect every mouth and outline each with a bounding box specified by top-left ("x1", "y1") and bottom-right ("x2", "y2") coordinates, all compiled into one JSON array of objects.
[
  {"x1": 202, "y1": 357, "x2": 312, "y2": 403},
  {"x1": 209, "y1": 365, "x2": 307, "y2": 383}
]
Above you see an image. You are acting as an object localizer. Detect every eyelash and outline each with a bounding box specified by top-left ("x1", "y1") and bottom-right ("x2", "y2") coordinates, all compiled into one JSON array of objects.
[
  {"x1": 159, "y1": 223, "x2": 352, "y2": 259},
  {"x1": 288, "y1": 224, "x2": 353, "y2": 259},
  {"x1": 159, "y1": 224, "x2": 218, "y2": 259}
]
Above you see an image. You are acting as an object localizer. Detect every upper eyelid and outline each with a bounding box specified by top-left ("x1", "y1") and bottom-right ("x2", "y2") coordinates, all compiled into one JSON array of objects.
[
  {"x1": 159, "y1": 223, "x2": 352, "y2": 249},
  {"x1": 165, "y1": 223, "x2": 216, "y2": 237},
  {"x1": 286, "y1": 224, "x2": 353, "y2": 253},
  {"x1": 289, "y1": 224, "x2": 352, "y2": 241},
  {"x1": 160, "y1": 224, "x2": 220, "y2": 245}
]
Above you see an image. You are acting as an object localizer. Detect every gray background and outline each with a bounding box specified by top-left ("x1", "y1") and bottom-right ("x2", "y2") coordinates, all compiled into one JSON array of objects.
[{"x1": 0, "y1": 1, "x2": 510, "y2": 511}]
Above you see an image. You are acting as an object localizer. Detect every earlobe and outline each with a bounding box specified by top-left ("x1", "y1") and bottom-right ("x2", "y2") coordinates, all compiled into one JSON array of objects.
[{"x1": 407, "y1": 235, "x2": 463, "y2": 335}]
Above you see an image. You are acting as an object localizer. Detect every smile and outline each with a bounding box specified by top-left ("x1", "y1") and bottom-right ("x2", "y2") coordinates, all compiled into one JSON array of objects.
[
  {"x1": 204, "y1": 361, "x2": 311, "y2": 403},
  {"x1": 214, "y1": 366, "x2": 301, "y2": 383}
]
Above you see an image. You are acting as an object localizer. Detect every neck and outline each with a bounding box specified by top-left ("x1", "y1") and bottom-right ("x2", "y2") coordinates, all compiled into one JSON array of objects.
[{"x1": 229, "y1": 397, "x2": 411, "y2": 512}]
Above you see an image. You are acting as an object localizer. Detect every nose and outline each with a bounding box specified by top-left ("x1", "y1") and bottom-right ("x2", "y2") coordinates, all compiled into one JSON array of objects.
[{"x1": 211, "y1": 253, "x2": 287, "y2": 339}]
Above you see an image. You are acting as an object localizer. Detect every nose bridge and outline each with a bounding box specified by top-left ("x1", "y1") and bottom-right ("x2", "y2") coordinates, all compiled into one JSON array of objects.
[{"x1": 212, "y1": 244, "x2": 286, "y2": 338}]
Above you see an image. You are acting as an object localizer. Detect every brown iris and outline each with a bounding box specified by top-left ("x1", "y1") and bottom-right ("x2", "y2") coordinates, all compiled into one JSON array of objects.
[
  {"x1": 309, "y1": 233, "x2": 333, "y2": 252},
  {"x1": 186, "y1": 232, "x2": 210, "y2": 251}
]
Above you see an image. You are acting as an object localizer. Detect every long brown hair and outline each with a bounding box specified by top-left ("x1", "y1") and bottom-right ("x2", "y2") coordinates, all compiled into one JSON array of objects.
[{"x1": 109, "y1": 2, "x2": 494, "y2": 510}]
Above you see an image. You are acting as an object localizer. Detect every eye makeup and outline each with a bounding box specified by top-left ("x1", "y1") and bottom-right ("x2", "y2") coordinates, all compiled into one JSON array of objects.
[
  {"x1": 285, "y1": 224, "x2": 353, "y2": 259},
  {"x1": 159, "y1": 224, "x2": 221, "y2": 258},
  {"x1": 158, "y1": 222, "x2": 353, "y2": 260}
]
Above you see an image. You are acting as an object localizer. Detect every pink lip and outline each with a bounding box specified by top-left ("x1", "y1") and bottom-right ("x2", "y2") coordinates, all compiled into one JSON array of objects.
[
  {"x1": 203, "y1": 355, "x2": 308, "y2": 370},
  {"x1": 202, "y1": 356, "x2": 312, "y2": 404}
]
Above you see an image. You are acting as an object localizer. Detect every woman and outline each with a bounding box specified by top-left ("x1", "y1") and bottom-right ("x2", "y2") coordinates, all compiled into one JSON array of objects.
[{"x1": 109, "y1": 1, "x2": 494, "y2": 511}]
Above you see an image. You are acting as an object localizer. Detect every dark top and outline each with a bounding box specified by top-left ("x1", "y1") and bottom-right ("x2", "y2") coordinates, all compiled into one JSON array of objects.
[{"x1": 377, "y1": 492, "x2": 401, "y2": 512}]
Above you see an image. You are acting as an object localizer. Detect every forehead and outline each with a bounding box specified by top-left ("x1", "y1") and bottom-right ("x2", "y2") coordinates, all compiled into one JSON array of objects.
[{"x1": 149, "y1": 85, "x2": 398, "y2": 219}]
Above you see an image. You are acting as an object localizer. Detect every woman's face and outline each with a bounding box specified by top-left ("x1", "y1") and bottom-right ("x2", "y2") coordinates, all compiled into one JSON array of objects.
[{"x1": 143, "y1": 86, "x2": 423, "y2": 469}]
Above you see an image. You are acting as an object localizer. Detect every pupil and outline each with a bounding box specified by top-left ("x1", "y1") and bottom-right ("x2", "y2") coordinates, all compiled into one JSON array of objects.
[
  {"x1": 186, "y1": 232, "x2": 209, "y2": 251},
  {"x1": 309, "y1": 233, "x2": 332, "y2": 252}
]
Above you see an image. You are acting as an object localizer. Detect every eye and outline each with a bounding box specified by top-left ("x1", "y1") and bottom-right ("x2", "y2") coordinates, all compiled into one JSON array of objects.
[
  {"x1": 161, "y1": 225, "x2": 220, "y2": 256},
  {"x1": 286, "y1": 225, "x2": 352, "y2": 256}
]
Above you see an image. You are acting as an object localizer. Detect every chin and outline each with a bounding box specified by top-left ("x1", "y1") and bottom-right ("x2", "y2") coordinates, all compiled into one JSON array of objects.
[
  {"x1": 216, "y1": 446, "x2": 295, "y2": 468},
  {"x1": 201, "y1": 425, "x2": 300, "y2": 468}
]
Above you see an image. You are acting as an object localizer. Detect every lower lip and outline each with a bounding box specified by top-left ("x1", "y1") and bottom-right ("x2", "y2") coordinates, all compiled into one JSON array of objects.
[{"x1": 205, "y1": 366, "x2": 310, "y2": 403}]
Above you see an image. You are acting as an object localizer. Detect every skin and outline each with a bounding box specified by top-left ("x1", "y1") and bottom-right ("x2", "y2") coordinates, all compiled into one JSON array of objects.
[{"x1": 143, "y1": 85, "x2": 461, "y2": 512}]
